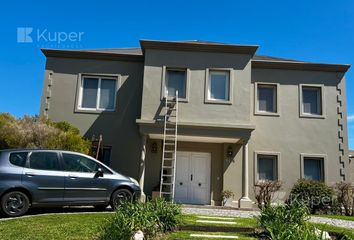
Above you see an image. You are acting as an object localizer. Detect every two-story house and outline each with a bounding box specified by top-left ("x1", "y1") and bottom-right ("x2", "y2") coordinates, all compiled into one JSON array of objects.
[{"x1": 40, "y1": 40, "x2": 351, "y2": 208}]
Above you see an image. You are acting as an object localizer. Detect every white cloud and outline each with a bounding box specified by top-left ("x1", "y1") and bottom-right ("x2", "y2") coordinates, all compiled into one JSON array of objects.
[{"x1": 348, "y1": 115, "x2": 354, "y2": 122}]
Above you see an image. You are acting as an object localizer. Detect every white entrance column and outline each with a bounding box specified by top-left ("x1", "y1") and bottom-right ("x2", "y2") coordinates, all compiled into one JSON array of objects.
[
  {"x1": 239, "y1": 141, "x2": 253, "y2": 208},
  {"x1": 138, "y1": 134, "x2": 147, "y2": 202}
]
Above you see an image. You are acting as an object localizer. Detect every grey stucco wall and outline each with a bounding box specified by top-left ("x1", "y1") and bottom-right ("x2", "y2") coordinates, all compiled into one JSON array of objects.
[
  {"x1": 39, "y1": 50, "x2": 350, "y2": 206},
  {"x1": 40, "y1": 57, "x2": 144, "y2": 178},
  {"x1": 140, "y1": 49, "x2": 253, "y2": 125},
  {"x1": 248, "y1": 69, "x2": 350, "y2": 198}
]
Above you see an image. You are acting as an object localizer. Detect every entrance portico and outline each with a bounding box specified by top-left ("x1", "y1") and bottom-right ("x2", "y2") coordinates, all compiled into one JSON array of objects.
[{"x1": 136, "y1": 119, "x2": 255, "y2": 207}]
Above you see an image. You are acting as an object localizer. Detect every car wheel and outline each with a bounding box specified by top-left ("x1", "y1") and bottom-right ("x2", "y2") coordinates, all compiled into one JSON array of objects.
[
  {"x1": 1, "y1": 191, "x2": 30, "y2": 217},
  {"x1": 110, "y1": 188, "x2": 133, "y2": 209}
]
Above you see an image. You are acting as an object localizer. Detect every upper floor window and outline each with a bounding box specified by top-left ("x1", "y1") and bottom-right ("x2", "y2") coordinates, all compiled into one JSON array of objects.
[
  {"x1": 207, "y1": 70, "x2": 230, "y2": 102},
  {"x1": 256, "y1": 83, "x2": 278, "y2": 114},
  {"x1": 79, "y1": 76, "x2": 117, "y2": 111},
  {"x1": 303, "y1": 157, "x2": 324, "y2": 181},
  {"x1": 166, "y1": 69, "x2": 186, "y2": 99},
  {"x1": 300, "y1": 85, "x2": 323, "y2": 117}
]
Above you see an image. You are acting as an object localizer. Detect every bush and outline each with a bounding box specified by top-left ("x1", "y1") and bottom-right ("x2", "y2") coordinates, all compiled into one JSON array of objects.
[
  {"x1": 0, "y1": 113, "x2": 90, "y2": 153},
  {"x1": 334, "y1": 182, "x2": 354, "y2": 216},
  {"x1": 221, "y1": 190, "x2": 234, "y2": 206},
  {"x1": 254, "y1": 180, "x2": 282, "y2": 209},
  {"x1": 258, "y1": 201, "x2": 320, "y2": 240},
  {"x1": 98, "y1": 199, "x2": 181, "y2": 240},
  {"x1": 289, "y1": 179, "x2": 334, "y2": 214}
]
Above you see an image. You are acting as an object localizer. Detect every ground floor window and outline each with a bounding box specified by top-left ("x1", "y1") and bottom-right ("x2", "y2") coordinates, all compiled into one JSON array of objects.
[
  {"x1": 92, "y1": 146, "x2": 112, "y2": 166},
  {"x1": 304, "y1": 157, "x2": 324, "y2": 181},
  {"x1": 257, "y1": 154, "x2": 278, "y2": 181}
]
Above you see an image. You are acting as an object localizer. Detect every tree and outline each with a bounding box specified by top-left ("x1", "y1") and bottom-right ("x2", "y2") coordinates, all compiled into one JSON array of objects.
[{"x1": 0, "y1": 113, "x2": 90, "y2": 154}]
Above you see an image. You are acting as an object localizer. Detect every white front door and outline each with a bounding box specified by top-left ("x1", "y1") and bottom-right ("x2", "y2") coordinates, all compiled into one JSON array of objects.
[{"x1": 175, "y1": 152, "x2": 211, "y2": 205}]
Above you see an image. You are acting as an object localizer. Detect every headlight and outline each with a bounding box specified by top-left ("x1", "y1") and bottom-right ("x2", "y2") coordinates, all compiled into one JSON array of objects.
[{"x1": 129, "y1": 177, "x2": 140, "y2": 186}]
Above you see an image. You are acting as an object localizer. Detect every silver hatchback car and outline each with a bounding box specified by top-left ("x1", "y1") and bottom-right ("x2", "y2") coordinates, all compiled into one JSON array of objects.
[{"x1": 0, "y1": 149, "x2": 141, "y2": 217}]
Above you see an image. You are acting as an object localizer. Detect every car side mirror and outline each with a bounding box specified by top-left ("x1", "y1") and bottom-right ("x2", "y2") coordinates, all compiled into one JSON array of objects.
[{"x1": 95, "y1": 168, "x2": 104, "y2": 178}]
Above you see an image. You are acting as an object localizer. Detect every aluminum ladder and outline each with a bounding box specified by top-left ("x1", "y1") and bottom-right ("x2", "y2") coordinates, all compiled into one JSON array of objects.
[{"x1": 159, "y1": 90, "x2": 178, "y2": 202}]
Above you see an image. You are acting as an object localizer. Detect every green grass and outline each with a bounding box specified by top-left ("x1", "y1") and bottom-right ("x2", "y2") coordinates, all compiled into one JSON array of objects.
[
  {"x1": 164, "y1": 231, "x2": 256, "y2": 240},
  {"x1": 0, "y1": 213, "x2": 112, "y2": 240},
  {"x1": 316, "y1": 214, "x2": 354, "y2": 222},
  {"x1": 312, "y1": 223, "x2": 354, "y2": 239},
  {"x1": 181, "y1": 214, "x2": 258, "y2": 228},
  {"x1": 0, "y1": 212, "x2": 353, "y2": 240}
]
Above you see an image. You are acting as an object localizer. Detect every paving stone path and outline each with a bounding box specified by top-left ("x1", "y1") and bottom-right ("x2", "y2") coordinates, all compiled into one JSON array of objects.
[{"x1": 182, "y1": 207, "x2": 354, "y2": 230}]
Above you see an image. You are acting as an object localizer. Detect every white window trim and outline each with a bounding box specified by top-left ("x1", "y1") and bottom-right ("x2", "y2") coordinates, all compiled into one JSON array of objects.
[
  {"x1": 204, "y1": 68, "x2": 233, "y2": 105},
  {"x1": 76, "y1": 73, "x2": 120, "y2": 113},
  {"x1": 299, "y1": 84, "x2": 326, "y2": 119},
  {"x1": 254, "y1": 82, "x2": 280, "y2": 116},
  {"x1": 161, "y1": 66, "x2": 190, "y2": 102},
  {"x1": 300, "y1": 153, "x2": 327, "y2": 182},
  {"x1": 254, "y1": 151, "x2": 281, "y2": 183}
]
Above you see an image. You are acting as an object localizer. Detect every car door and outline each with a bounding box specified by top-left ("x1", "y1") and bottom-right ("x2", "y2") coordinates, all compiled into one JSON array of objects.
[
  {"x1": 22, "y1": 151, "x2": 65, "y2": 204},
  {"x1": 61, "y1": 153, "x2": 109, "y2": 203}
]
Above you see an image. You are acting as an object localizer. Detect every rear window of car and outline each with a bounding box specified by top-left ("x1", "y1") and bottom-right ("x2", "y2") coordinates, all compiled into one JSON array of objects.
[
  {"x1": 29, "y1": 152, "x2": 61, "y2": 171},
  {"x1": 9, "y1": 152, "x2": 28, "y2": 167}
]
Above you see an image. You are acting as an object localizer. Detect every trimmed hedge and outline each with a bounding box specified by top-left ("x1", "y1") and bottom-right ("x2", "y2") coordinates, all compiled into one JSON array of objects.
[{"x1": 289, "y1": 179, "x2": 334, "y2": 214}]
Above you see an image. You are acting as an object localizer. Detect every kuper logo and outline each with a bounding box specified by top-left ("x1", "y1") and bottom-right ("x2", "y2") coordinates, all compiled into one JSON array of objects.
[{"x1": 17, "y1": 27, "x2": 84, "y2": 47}]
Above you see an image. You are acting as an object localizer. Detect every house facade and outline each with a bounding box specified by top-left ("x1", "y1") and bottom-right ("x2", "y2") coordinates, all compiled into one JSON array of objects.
[{"x1": 40, "y1": 40, "x2": 351, "y2": 207}]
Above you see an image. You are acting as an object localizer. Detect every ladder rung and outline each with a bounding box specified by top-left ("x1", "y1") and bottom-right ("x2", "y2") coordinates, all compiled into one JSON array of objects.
[
  {"x1": 165, "y1": 128, "x2": 176, "y2": 131},
  {"x1": 165, "y1": 134, "x2": 175, "y2": 137},
  {"x1": 164, "y1": 150, "x2": 175, "y2": 153},
  {"x1": 163, "y1": 166, "x2": 174, "y2": 169},
  {"x1": 165, "y1": 143, "x2": 175, "y2": 145},
  {"x1": 160, "y1": 192, "x2": 172, "y2": 195},
  {"x1": 162, "y1": 183, "x2": 173, "y2": 185},
  {"x1": 163, "y1": 174, "x2": 173, "y2": 177}
]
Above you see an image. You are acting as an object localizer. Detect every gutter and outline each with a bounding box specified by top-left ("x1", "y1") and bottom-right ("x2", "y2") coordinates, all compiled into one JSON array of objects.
[{"x1": 252, "y1": 60, "x2": 350, "y2": 73}]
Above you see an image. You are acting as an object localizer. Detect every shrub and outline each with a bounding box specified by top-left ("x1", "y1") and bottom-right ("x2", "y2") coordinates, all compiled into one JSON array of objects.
[
  {"x1": 0, "y1": 113, "x2": 90, "y2": 153},
  {"x1": 258, "y1": 201, "x2": 320, "y2": 240},
  {"x1": 254, "y1": 180, "x2": 282, "y2": 209},
  {"x1": 289, "y1": 179, "x2": 334, "y2": 214},
  {"x1": 334, "y1": 182, "x2": 354, "y2": 216},
  {"x1": 98, "y1": 199, "x2": 181, "y2": 240},
  {"x1": 221, "y1": 190, "x2": 234, "y2": 206}
]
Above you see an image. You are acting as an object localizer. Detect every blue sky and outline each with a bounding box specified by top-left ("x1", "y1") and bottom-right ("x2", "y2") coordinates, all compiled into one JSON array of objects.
[{"x1": 0, "y1": 1, "x2": 353, "y2": 149}]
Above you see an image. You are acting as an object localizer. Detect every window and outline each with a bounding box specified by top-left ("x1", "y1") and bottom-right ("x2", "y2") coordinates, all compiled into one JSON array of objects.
[
  {"x1": 207, "y1": 70, "x2": 230, "y2": 101},
  {"x1": 79, "y1": 76, "x2": 117, "y2": 111},
  {"x1": 304, "y1": 157, "x2": 324, "y2": 181},
  {"x1": 9, "y1": 152, "x2": 28, "y2": 167},
  {"x1": 257, "y1": 84, "x2": 277, "y2": 113},
  {"x1": 257, "y1": 155, "x2": 278, "y2": 181},
  {"x1": 166, "y1": 69, "x2": 186, "y2": 98},
  {"x1": 29, "y1": 152, "x2": 61, "y2": 171},
  {"x1": 62, "y1": 153, "x2": 111, "y2": 173},
  {"x1": 301, "y1": 86, "x2": 322, "y2": 116},
  {"x1": 92, "y1": 146, "x2": 112, "y2": 166}
]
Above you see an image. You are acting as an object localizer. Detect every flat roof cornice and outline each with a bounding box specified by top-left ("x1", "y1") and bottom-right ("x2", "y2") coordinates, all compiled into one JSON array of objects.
[
  {"x1": 41, "y1": 49, "x2": 144, "y2": 62},
  {"x1": 139, "y1": 40, "x2": 259, "y2": 55},
  {"x1": 252, "y1": 60, "x2": 350, "y2": 73}
]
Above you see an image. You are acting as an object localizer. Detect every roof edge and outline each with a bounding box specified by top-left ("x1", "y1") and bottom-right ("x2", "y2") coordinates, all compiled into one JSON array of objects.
[
  {"x1": 139, "y1": 39, "x2": 259, "y2": 55},
  {"x1": 252, "y1": 60, "x2": 350, "y2": 73},
  {"x1": 41, "y1": 49, "x2": 144, "y2": 62}
]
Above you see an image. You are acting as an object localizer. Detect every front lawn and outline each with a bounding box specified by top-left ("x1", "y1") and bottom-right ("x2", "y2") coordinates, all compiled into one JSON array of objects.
[
  {"x1": 0, "y1": 212, "x2": 353, "y2": 239},
  {"x1": 0, "y1": 213, "x2": 111, "y2": 240}
]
